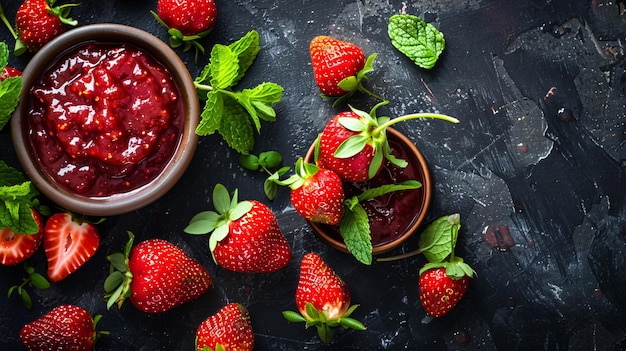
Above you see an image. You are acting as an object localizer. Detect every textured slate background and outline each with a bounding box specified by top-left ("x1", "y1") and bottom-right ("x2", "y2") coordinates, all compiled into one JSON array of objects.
[{"x1": 1, "y1": 0, "x2": 625, "y2": 350}]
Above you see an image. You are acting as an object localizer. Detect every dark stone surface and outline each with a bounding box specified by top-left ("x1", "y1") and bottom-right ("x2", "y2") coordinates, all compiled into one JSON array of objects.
[{"x1": 1, "y1": 0, "x2": 624, "y2": 350}]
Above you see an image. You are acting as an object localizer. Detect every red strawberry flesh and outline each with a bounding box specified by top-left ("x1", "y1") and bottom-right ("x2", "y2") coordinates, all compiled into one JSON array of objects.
[
  {"x1": 310, "y1": 36, "x2": 366, "y2": 97},
  {"x1": 157, "y1": 0, "x2": 217, "y2": 36},
  {"x1": 291, "y1": 167, "x2": 345, "y2": 225},
  {"x1": 44, "y1": 213, "x2": 100, "y2": 282},
  {"x1": 0, "y1": 210, "x2": 43, "y2": 266},
  {"x1": 129, "y1": 239, "x2": 212, "y2": 313},
  {"x1": 419, "y1": 268, "x2": 469, "y2": 317},
  {"x1": 213, "y1": 200, "x2": 292, "y2": 273},
  {"x1": 196, "y1": 303, "x2": 254, "y2": 351},
  {"x1": 19, "y1": 304, "x2": 95, "y2": 350},
  {"x1": 296, "y1": 253, "x2": 350, "y2": 320}
]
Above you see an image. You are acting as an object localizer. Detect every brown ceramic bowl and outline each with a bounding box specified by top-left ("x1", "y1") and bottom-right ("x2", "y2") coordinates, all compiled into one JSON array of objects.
[
  {"x1": 11, "y1": 24, "x2": 199, "y2": 216},
  {"x1": 305, "y1": 128, "x2": 433, "y2": 256}
]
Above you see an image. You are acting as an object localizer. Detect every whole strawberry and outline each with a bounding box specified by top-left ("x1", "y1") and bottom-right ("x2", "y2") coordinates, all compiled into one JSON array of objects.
[
  {"x1": 105, "y1": 233, "x2": 212, "y2": 313},
  {"x1": 196, "y1": 303, "x2": 254, "y2": 351},
  {"x1": 418, "y1": 257, "x2": 475, "y2": 318},
  {"x1": 152, "y1": 0, "x2": 217, "y2": 56},
  {"x1": 282, "y1": 253, "x2": 366, "y2": 343},
  {"x1": 185, "y1": 183, "x2": 292, "y2": 273},
  {"x1": 309, "y1": 35, "x2": 379, "y2": 103},
  {"x1": 43, "y1": 212, "x2": 100, "y2": 282},
  {"x1": 280, "y1": 158, "x2": 345, "y2": 225},
  {"x1": 317, "y1": 101, "x2": 458, "y2": 182},
  {"x1": 19, "y1": 304, "x2": 106, "y2": 350},
  {"x1": 15, "y1": 0, "x2": 79, "y2": 52},
  {"x1": 0, "y1": 209, "x2": 43, "y2": 266}
]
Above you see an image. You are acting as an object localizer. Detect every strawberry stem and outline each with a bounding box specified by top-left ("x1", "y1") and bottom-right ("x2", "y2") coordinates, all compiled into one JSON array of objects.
[
  {"x1": 373, "y1": 112, "x2": 459, "y2": 135},
  {"x1": 0, "y1": 4, "x2": 18, "y2": 40}
]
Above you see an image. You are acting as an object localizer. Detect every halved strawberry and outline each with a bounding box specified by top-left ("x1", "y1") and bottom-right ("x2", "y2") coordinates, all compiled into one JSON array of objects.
[
  {"x1": 196, "y1": 303, "x2": 254, "y2": 351},
  {"x1": 19, "y1": 304, "x2": 106, "y2": 350},
  {"x1": 184, "y1": 183, "x2": 292, "y2": 273},
  {"x1": 0, "y1": 209, "x2": 43, "y2": 266},
  {"x1": 282, "y1": 253, "x2": 366, "y2": 343},
  {"x1": 43, "y1": 212, "x2": 100, "y2": 282}
]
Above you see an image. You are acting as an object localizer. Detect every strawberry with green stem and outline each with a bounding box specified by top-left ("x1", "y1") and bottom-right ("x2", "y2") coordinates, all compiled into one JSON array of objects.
[
  {"x1": 151, "y1": 0, "x2": 217, "y2": 60},
  {"x1": 283, "y1": 253, "x2": 366, "y2": 343},
  {"x1": 277, "y1": 157, "x2": 345, "y2": 225},
  {"x1": 19, "y1": 304, "x2": 108, "y2": 350},
  {"x1": 309, "y1": 35, "x2": 382, "y2": 106},
  {"x1": 184, "y1": 183, "x2": 292, "y2": 273},
  {"x1": 196, "y1": 303, "x2": 254, "y2": 351},
  {"x1": 13, "y1": 0, "x2": 79, "y2": 54},
  {"x1": 378, "y1": 214, "x2": 476, "y2": 318},
  {"x1": 317, "y1": 100, "x2": 459, "y2": 183},
  {"x1": 105, "y1": 232, "x2": 212, "y2": 313}
]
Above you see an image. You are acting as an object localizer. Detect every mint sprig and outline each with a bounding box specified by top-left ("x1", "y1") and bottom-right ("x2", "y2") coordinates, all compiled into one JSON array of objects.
[
  {"x1": 194, "y1": 30, "x2": 284, "y2": 155},
  {"x1": 388, "y1": 14, "x2": 445, "y2": 69},
  {"x1": 339, "y1": 180, "x2": 422, "y2": 265},
  {"x1": 0, "y1": 161, "x2": 40, "y2": 234},
  {"x1": 0, "y1": 41, "x2": 22, "y2": 130}
]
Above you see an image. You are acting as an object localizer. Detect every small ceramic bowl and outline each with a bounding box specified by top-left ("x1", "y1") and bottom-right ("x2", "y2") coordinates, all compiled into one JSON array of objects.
[
  {"x1": 305, "y1": 128, "x2": 432, "y2": 255},
  {"x1": 11, "y1": 24, "x2": 199, "y2": 216}
]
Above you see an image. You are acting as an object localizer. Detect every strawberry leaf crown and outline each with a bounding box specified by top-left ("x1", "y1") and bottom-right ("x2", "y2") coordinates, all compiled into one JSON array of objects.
[
  {"x1": 331, "y1": 53, "x2": 383, "y2": 106},
  {"x1": 184, "y1": 183, "x2": 253, "y2": 262},
  {"x1": 104, "y1": 232, "x2": 136, "y2": 310}
]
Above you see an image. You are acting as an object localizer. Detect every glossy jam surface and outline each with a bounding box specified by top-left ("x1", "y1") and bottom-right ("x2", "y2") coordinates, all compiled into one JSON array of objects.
[
  {"x1": 320, "y1": 138, "x2": 425, "y2": 247},
  {"x1": 28, "y1": 42, "x2": 183, "y2": 197}
]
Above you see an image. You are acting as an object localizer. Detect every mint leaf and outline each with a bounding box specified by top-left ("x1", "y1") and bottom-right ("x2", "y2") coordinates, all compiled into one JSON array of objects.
[
  {"x1": 219, "y1": 95, "x2": 254, "y2": 154},
  {"x1": 195, "y1": 90, "x2": 223, "y2": 135},
  {"x1": 242, "y1": 82, "x2": 283, "y2": 121},
  {"x1": 229, "y1": 30, "x2": 260, "y2": 84},
  {"x1": 418, "y1": 213, "x2": 460, "y2": 263},
  {"x1": 0, "y1": 161, "x2": 39, "y2": 234},
  {"x1": 340, "y1": 200, "x2": 372, "y2": 265},
  {"x1": 0, "y1": 42, "x2": 22, "y2": 130},
  {"x1": 0, "y1": 41, "x2": 8, "y2": 70},
  {"x1": 209, "y1": 44, "x2": 239, "y2": 89},
  {"x1": 388, "y1": 14, "x2": 445, "y2": 69},
  {"x1": 194, "y1": 31, "x2": 283, "y2": 154}
]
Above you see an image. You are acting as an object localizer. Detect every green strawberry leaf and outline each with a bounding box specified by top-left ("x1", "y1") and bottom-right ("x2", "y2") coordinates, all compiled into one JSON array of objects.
[
  {"x1": 340, "y1": 199, "x2": 372, "y2": 265},
  {"x1": 357, "y1": 180, "x2": 421, "y2": 202},
  {"x1": 418, "y1": 213, "x2": 460, "y2": 263},
  {"x1": 388, "y1": 14, "x2": 445, "y2": 69},
  {"x1": 334, "y1": 134, "x2": 368, "y2": 159}
]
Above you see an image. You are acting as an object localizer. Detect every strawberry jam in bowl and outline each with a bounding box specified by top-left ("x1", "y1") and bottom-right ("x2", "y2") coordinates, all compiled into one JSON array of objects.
[
  {"x1": 306, "y1": 128, "x2": 433, "y2": 256},
  {"x1": 11, "y1": 24, "x2": 199, "y2": 216}
]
